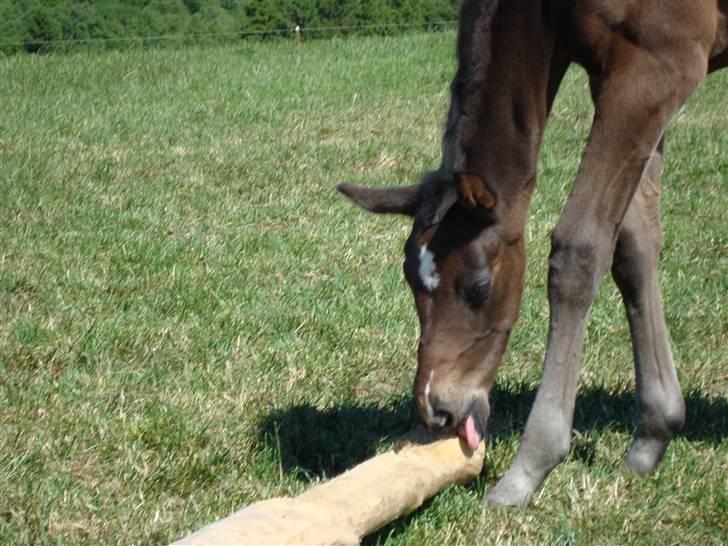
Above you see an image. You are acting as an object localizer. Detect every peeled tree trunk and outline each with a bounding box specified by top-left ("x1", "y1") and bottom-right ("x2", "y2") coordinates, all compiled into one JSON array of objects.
[{"x1": 173, "y1": 435, "x2": 485, "y2": 545}]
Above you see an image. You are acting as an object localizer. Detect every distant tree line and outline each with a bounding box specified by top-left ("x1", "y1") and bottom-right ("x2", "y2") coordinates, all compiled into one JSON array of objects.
[{"x1": 0, "y1": 0, "x2": 460, "y2": 55}]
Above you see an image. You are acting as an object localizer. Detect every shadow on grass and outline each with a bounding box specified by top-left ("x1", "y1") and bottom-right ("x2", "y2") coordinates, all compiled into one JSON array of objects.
[
  {"x1": 256, "y1": 396, "x2": 416, "y2": 481},
  {"x1": 256, "y1": 384, "x2": 726, "y2": 483},
  {"x1": 255, "y1": 384, "x2": 725, "y2": 543}
]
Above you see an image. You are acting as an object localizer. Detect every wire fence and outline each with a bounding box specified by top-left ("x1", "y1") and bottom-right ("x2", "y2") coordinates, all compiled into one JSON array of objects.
[{"x1": 0, "y1": 20, "x2": 458, "y2": 49}]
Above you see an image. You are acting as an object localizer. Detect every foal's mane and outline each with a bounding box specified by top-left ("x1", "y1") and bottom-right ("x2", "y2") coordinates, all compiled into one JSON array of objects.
[
  {"x1": 442, "y1": 0, "x2": 501, "y2": 171},
  {"x1": 453, "y1": 0, "x2": 501, "y2": 96}
]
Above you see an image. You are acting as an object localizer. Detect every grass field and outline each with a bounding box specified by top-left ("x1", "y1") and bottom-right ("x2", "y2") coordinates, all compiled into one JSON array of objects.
[{"x1": 1, "y1": 31, "x2": 726, "y2": 545}]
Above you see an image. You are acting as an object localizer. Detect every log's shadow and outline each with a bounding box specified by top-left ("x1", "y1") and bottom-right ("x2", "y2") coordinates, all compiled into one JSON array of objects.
[{"x1": 256, "y1": 384, "x2": 726, "y2": 483}]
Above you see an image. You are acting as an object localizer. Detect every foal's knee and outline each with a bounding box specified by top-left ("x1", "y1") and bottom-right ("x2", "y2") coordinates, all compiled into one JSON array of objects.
[{"x1": 548, "y1": 229, "x2": 612, "y2": 309}]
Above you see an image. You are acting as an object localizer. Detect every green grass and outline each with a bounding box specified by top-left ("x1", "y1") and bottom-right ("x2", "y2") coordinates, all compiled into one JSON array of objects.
[{"x1": 1, "y1": 32, "x2": 726, "y2": 545}]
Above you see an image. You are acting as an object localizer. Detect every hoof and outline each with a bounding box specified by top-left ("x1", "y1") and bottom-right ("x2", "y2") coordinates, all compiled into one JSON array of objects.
[
  {"x1": 485, "y1": 470, "x2": 535, "y2": 508},
  {"x1": 624, "y1": 437, "x2": 668, "y2": 475}
]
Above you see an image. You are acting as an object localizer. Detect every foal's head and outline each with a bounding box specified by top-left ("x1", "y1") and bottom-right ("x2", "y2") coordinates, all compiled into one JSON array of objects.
[{"x1": 339, "y1": 171, "x2": 526, "y2": 449}]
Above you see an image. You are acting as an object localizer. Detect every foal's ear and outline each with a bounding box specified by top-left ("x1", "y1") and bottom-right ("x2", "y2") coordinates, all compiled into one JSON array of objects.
[
  {"x1": 456, "y1": 173, "x2": 497, "y2": 214},
  {"x1": 337, "y1": 183, "x2": 419, "y2": 216}
]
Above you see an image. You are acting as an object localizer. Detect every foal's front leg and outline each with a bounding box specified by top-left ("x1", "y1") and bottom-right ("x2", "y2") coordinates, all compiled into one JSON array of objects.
[{"x1": 487, "y1": 45, "x2": 707, "y2": 507}]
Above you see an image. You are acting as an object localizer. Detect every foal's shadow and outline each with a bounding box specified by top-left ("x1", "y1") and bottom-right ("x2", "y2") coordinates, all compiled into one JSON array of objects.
[
  {"x1": 256, "y1": 383, "x2": 726, "y2": 482},
  {"x1": 256, "y1": 397, "x2": 416, "y2": 481},
  {"x1": 256, "y1": 384, "x2": 725, "y2": 544}
]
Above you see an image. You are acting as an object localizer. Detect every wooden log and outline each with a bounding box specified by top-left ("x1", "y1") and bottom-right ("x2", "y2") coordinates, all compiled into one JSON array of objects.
[{"x1": 172, "y1": 434, "x2": 484, "y2": 545}]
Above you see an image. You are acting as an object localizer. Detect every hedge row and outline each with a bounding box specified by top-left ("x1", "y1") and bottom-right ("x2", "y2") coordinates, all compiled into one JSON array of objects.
[{"x1": 0, "y1": 0, "x2": 460, "y2": 55}]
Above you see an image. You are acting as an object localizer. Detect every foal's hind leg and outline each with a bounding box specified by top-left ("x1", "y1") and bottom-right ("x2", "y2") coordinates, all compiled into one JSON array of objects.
[{"x1": 612, "y1": 140, "x2": 685, "y2": 475}]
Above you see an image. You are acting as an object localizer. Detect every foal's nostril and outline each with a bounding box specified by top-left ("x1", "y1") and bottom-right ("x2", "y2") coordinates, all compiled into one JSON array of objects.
[{"x1": 433, "y1": 409, "x2": 454, "y2": 429}]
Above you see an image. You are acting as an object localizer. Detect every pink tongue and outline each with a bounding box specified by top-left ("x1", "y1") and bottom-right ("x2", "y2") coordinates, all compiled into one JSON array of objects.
[{"x1": 457, "y1": 415, "x2": 481, "y2": 451}]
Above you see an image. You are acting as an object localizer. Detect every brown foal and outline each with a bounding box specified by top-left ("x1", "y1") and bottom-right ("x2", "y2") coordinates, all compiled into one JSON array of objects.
[{"x1": 339, "y1": 0, "x2": 727, "y2": 506}]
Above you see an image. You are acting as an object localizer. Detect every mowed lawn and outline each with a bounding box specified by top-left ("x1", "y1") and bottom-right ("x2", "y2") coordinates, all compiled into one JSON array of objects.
[{"x1": 1, "y1": 31, "x2": 726, "y2": 545}]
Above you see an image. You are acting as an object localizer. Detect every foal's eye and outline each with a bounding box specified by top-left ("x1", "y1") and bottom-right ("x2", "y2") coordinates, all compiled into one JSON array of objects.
[
  {"x1": 461, "y1": 270, "x2": 491, "y2": 308},
  {"x1": 466, "y1": 280, "x2": 490, "y2": 307}
]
